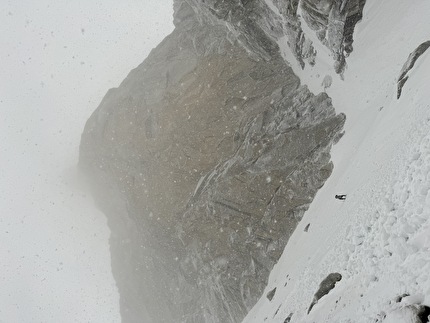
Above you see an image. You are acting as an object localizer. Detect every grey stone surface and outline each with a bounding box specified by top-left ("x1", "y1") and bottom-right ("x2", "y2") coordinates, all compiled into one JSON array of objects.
[
  {"x1": 175, "y1": 0, "x2": 366, "y2": 74},
  {"x1": 397, "y1": 40, "x2": 430, "y2": 99},
  {"x1": 304, "y1": 223, "x2": 310, "y2": 232},
  {"x1": 284, "y1": 312, "x2": 294, "y2": 322},
  {"x1": 80, "y1": 2, "x2": 346, "y2": 322},
  {"x1": 307, "y1": 272, "x2": 342, "y2": 314},
  {"x1": 267, "y1": 288, "x2": 277, "y2": 301}
]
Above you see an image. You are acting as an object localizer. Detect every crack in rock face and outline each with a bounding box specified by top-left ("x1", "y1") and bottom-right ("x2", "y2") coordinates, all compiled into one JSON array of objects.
[{"x1": 80, "y1": 1, "x2": 346, "y2": 322}]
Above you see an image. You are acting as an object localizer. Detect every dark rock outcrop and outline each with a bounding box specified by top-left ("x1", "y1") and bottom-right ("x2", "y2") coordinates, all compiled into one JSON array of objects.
[
  {"x1": 300, "y1": 0, "x2": 366, "y2": 73},
  {"x1": 397, "y1": 40, "x2": 430, "y2": 99},
  {"x1": 267, "y1": 288, "x2": 277, "y2": 301},
  {"x1": 379, "y1": 304, "x2": 430, "y2": 323},
  {"x1": 80, "y1": 1, "x2": 348, "y2": 322},
  {"x1": 379, "y1": 295, "x2": 430, "y2": 323},
  {"x1": 307, "y1": 272, "x2": 342, "y2": 314},
  {"x1": 179, "y1": 0, "x2": 366, "y2": 74},
  {"x1": 284, "y1": 312, "x2": 294, "y2": 322}
]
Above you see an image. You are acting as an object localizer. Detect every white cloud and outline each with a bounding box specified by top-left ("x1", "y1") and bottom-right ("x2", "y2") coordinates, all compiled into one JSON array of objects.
[{"x1": 0, "y1": 1, "x2": 173, "y2": 322}]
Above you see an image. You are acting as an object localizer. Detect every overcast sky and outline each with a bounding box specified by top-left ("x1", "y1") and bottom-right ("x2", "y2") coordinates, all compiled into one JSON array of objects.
[{"x1": 0, "y1": 1, "x2": 173, "y2": 321}]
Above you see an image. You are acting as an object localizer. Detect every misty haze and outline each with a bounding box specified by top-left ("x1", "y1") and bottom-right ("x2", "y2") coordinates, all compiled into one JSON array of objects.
[{"x1": 2, "y1": 1, "x2": 430, "y2": 323}]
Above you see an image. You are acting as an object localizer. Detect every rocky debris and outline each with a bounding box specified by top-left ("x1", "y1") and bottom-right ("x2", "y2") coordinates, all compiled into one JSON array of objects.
[
  {"x1": 394, "y1": 293, "x2": 411, "y2": 303},
  {"x1": 266, "y1": 287, "x2": 277, "y2": 301},
  {"x1": 80, "y1": 1, "x2": 345, "y2": 322},
  {"x1": 304, "y1": 223, "x2": 310, "y2": 232},
  {"x1": 284, "y1": 312, "x2": 294, "y2": 322},
  {"x1": 397, "y1": 40, "x2": 430, "y2": 99},
  {"x1": 307, "y1": 272, "x2": 342, "y2": 314}
]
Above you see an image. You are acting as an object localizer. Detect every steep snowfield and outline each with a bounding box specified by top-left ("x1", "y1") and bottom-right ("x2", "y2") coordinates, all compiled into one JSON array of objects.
[{"x1": 245, "y1": 0, "x2": 430, "y2": 322}]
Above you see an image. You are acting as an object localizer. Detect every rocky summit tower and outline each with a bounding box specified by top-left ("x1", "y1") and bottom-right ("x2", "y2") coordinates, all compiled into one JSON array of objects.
[{"x1": 80, "y1": 0, "x2": 365, "y2": 321}]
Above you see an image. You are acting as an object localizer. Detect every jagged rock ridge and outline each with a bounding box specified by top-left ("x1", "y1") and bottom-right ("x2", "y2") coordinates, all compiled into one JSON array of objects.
[
  {"x1": 79, "y1": 1, "x2": 352, "y2": 322},
  {"x1": 179, "y1": 0, "x2": 366, "y2": 74}
]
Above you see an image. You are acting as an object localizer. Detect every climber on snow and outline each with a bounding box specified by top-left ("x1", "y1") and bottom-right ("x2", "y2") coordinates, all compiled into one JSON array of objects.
[{"x1": 335, "y1": 194, "x2": 347, "y2": 200}]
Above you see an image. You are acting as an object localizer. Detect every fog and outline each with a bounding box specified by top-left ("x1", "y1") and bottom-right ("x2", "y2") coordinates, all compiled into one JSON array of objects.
[{"x1": 0, "y1": 1, "x2": 173, "y2": 321}]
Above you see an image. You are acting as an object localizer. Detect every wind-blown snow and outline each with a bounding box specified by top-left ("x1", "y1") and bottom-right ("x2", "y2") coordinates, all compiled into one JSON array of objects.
[{"x1": 245, "y1": 0, "x2": 430, "y2": 322}]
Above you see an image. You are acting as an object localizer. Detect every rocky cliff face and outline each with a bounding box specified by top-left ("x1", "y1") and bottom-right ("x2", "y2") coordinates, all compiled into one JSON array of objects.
[
  {"x1": 178, "y1": 0, "x2": 365, "y2": 74},
  {"x1": 79, "y1": 1, "x2": 363, "y2": 322}
]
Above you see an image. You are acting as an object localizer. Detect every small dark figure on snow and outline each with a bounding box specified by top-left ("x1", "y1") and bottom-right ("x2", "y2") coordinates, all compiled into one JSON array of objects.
[{"x1": 335, "y1": 194, "x2": 347, "y2": 200}]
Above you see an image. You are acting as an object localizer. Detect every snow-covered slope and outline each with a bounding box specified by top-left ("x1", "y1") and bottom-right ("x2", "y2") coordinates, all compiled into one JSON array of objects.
[{"x1": 244, "y1": 0, "x2": 430, "y2": 322}]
